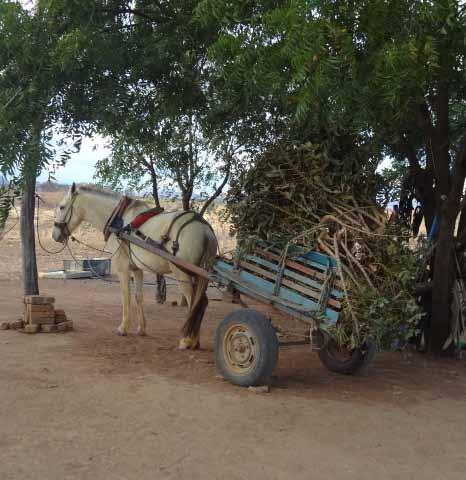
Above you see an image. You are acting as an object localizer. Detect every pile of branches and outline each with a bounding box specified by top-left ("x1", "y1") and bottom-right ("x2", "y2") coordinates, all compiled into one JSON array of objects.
[{"x1": 226, "y1": 143, "x2": 423, "y2": 349}]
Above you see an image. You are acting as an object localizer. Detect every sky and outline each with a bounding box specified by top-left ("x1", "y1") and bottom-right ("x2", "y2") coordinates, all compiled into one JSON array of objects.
[{"x1": 38, "y1": 136, "x2": 110, "y2": 184}]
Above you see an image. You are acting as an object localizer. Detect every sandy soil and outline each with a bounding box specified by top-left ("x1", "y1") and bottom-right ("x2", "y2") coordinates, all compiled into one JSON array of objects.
[{"x1": 0, "y1": 192, "x2": 466, "y2": 479}]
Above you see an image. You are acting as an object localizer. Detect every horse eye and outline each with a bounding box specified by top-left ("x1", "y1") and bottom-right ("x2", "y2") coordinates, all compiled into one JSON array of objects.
[{"x1": 59, "y1": 206, "x2": 65, "y2": 210}]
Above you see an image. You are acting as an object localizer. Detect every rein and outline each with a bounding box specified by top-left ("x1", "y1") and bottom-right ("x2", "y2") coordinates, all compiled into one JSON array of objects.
[{"x1": 36, "y1": 195, "x2": 68, "y2": 254}]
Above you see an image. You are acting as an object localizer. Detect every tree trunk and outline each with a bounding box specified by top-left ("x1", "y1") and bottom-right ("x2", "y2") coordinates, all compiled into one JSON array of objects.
[
  {"x1": 429, "y1": 134, "x2": 466, "y2": 353},
  {"x1": 429, "y1": 210, "x2": 456, "y2": 352},
  {"x1": 181, "y1": 192, "x2": 190, "y2": 211},
  {"x1": 151, "y1": 173, "x2": 161, "y2": 209},
  {"x1": 412, "y1": 168, "x2": 435, "y2": 233},
  {"x1": 20, "y1": 172, "x2": 39, "y2": 296}
]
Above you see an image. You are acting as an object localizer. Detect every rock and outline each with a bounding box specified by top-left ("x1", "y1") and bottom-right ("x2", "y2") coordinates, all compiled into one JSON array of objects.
[
  {"x1": 171, "y1": 301, "x2": 178, "y2": 306},
  {"x1": 248, "y1": 385, "x2": 270, "y2": 394},
  {"x1": 23, "y1": 324, "x2": 40, "y2": 334},
  {"x1": 0, "y1": 322, "x2": 9, "y2": 330},
  {"x1": 57, "y1": 320, "x2": 73, "y2": 332},
  {"x1": 41, "y1": 324, "x2": 58, "y2": 333},
  {"x1": 9, "y1": 319, "x2": 24, "y2": 330}
]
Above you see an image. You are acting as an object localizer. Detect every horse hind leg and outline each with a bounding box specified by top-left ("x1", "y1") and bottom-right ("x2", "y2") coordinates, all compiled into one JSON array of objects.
[{"x1": 133, "y1": 269, "x2": 146, "y2": 336}]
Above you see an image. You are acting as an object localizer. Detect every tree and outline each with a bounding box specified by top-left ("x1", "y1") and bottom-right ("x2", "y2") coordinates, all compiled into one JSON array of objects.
[
  {"x1": 41, "y1": 1, "x2": 237, "y2": 212},
  {"x1": 95, "y1": 114, "x2": 234, "y2": 212},
  {"x1": 197, "y1": 0, "x2": 466, "y2": 353},
  {"x1": 0, "y1": 1, "x2": 82, "y2": 295}
]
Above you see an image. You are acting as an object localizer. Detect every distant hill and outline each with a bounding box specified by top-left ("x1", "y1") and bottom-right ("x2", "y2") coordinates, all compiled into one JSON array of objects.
[{"x1": 37, "y1": 181, "x2": 69, "y2": 193}]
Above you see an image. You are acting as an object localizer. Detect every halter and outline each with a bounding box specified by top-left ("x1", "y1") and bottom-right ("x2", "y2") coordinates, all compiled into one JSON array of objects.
[{"x1": 53, "y1": 194, "x2": 77, "y2": 240}]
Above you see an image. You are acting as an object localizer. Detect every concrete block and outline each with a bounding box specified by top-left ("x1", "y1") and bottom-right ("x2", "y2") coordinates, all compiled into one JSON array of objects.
[
  {"x1": 24, "y1": 295, "x2": 55, "y2": 305},
  {"x1": 28, "y1": 314, "x2": 56, "y2": 325},
  {"x1": 27, "y1": 304, "x2": 55, "y2": 314},
  {"x1": 39, "y1": 270, "x2": 92, "y2": 280}
]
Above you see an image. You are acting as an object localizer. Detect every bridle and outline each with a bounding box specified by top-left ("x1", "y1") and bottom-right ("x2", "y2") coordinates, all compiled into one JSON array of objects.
[{"x1": 54, "y1": 194, "x2": 77, "y2": 241}]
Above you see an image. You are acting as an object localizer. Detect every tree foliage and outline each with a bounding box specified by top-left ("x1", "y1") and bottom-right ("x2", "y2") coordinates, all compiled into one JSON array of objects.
[{"x1": 198, "y1": 0, "x2": 466, "y2": 352}]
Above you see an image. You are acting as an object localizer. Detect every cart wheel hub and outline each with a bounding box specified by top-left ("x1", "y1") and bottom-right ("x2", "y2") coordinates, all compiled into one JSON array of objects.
[{"x1": 223, "y1": 325, "x2": 257, "y2": 373}]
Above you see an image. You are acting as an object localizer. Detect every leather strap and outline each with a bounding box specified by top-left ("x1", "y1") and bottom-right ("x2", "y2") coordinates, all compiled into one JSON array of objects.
[{"x1": 103, "y1": 196, "x2": 132, "y2": 241}]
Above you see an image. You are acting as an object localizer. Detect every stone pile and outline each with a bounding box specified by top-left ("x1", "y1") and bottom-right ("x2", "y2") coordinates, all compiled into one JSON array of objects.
[{"x1": 0, "y1": 295, "x2": 73, "y2": 333}]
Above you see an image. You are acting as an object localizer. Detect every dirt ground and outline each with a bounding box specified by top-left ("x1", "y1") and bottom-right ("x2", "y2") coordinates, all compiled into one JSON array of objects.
[{"x1": 1, "y1": 192, "x2": 466, "y2": 479}]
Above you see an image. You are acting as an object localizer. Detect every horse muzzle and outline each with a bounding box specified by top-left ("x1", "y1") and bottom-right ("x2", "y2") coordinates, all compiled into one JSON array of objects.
[{"x1": 52, "y1": 222, "x2": 69, "y2": 243}]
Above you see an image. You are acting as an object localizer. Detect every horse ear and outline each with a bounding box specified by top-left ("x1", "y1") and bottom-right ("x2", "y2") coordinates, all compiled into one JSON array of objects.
[{"x1": 71, "y1": 182, "x2": 76, "y2": 194}]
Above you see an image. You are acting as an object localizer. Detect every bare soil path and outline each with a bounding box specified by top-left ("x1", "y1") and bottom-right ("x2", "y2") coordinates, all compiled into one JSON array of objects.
[{"x1": 1, "y1": 193, "x2": 466, "y2": 479}]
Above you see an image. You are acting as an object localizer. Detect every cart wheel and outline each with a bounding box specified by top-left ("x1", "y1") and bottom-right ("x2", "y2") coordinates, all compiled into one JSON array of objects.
[
  {"x1": 318, "y1": 339, "x2": 376, "y2": 375},
  {"x1": 215, "y1": 309, "x2": 279, "y2": 387}
]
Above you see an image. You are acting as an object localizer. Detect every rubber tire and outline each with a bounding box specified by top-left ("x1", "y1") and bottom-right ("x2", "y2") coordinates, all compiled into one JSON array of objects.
[
  {"x1": 318, "y1": 341, "x2": 376, "y2": 375},
  {"x1": 215, "y1": 309, "x2": 279, "y2": 387}
]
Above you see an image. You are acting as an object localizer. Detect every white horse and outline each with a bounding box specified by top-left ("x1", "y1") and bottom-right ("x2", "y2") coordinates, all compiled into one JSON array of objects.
[{"x1": 52, "y1": 183, "x2": 217, "y2": 349}]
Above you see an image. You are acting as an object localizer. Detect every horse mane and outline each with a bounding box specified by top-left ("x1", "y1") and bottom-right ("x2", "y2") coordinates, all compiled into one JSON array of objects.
[
  {"x1": 77, "y1": 185, "x2": 148, "y2": 208},
  {"x1": 77, "y1": 184, "x2": 121, "y2": 199}
]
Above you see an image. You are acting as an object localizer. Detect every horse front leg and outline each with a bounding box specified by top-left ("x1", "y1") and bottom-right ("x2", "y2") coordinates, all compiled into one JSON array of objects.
[
  {"x1": 133, "y1": 269, "x2": 146, "y2": 336},
  {"x1": 117, "y1": 270, "x2": 132, "y2": 336}
]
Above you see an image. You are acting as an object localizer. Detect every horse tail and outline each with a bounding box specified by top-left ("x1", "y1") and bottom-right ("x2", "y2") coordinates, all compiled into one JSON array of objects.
[
  {"x1": 182, "y1": 275, "x2": 209, "y2": 339},
  {"x1": 181, "y1": 234, "x2": 214, "y2": 339}
]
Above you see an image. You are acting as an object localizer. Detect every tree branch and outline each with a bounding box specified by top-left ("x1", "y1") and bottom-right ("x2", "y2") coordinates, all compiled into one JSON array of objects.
[
  {"x1": 199, "y1": 155, "x2": 232, "y2": 216},
  {"x1": 418, "y1": 102, "x2": 436, "y2": 174}
]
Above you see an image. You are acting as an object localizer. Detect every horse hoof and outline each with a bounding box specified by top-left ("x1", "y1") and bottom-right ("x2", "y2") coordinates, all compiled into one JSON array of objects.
[
  {"x1": 178, "y1": 338, "x2": 200, "y2": 350},
  {"x1": 137, "y1": 328, "x2": 147, "y2": 337},
  {"x1": 117, "y1": 327, "x2": 127, "y2": 336}
]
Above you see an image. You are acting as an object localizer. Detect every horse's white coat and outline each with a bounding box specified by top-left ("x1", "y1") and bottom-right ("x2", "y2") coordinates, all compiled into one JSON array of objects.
[{"x1": 52, "y1": 185, "x2": 217, "y2": 348}]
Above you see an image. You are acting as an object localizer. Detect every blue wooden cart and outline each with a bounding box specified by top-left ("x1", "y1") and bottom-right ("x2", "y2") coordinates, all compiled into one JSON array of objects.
[
  {"x1": 115, "y1": 229, "x2": 375, "y2": 386},
  {"x1": 212, "y1": 243, "x2": 376, "y2": 386}
]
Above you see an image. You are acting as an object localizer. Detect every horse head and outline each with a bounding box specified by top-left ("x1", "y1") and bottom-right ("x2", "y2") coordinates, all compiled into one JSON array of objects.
[{"x1": 52, "y1": 182, "x2": 80, "y2": 243}]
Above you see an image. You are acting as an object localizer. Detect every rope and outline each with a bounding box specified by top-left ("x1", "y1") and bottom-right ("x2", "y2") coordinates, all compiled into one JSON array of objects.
[
  {"x1": 35, "y1": 195, "x2": 68, "y2": 254},
  {"x1": 69, "y1": 235, "x2": 111, "y2": 254}
]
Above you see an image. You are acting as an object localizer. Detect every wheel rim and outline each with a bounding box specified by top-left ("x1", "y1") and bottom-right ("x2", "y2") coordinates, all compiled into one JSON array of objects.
[{"x1": 223, "y1": 324, "x2": 258, "y2": 375}]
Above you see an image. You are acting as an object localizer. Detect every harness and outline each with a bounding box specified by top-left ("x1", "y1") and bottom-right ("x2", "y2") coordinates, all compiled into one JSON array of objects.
[
  {"x1": 102, "y1": 197, "x2": 211, "y2": 256},
  {"x1": 54, "y1": 194, "x2": 213, "y2": 258},
  {"x1": 103, "y1": 196, "x2": 133, "y2": 241}
]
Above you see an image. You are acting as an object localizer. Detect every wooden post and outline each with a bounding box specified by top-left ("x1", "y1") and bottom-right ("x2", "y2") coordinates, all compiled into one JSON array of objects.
[{"x1": 20, "y1": 172, "x2": 39, "y2": 296}]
